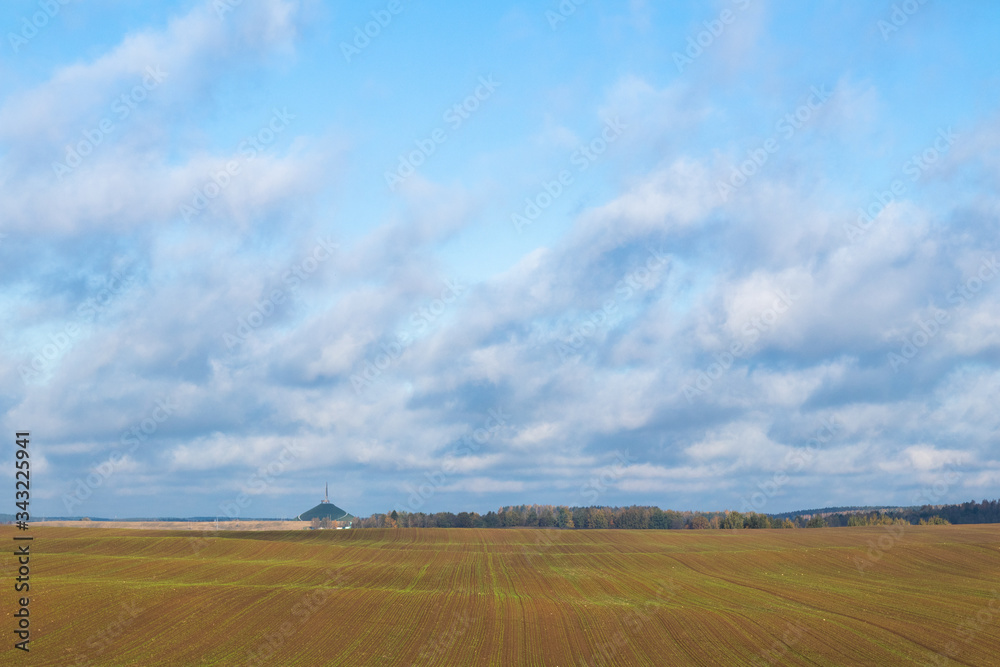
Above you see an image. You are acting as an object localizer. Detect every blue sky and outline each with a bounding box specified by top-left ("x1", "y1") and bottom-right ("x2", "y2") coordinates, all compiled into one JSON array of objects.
[{"x1": 2, "y1": 0, "x2": 1000, "y2": 519}]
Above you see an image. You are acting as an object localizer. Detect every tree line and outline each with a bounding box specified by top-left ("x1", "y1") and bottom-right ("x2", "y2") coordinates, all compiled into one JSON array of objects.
[
  {"x1": 800, "y1": 499, "x2": 999, "y2": 527},
  {"x1": 354, "y1": 499, "x2": 1000, "y2": 530},
  {"x1": 357, "y1": 504, "x2": 797, "y2": 529}
]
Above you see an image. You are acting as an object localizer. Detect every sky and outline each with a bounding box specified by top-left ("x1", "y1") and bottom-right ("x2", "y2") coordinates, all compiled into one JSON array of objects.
[{"x1": 2, "y1": 0, "x2": 1000, "y2": 520}]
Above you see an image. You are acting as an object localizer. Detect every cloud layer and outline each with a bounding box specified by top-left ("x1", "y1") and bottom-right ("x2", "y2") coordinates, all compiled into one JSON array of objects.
[{"x1": 2, "y1": 0, "x2": 999, "y2": 519}]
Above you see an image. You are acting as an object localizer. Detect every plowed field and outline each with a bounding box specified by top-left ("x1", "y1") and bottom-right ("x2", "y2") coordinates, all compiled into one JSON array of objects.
[{"x1": 2, "y1": 525, "x2": 998, "y2": 665}]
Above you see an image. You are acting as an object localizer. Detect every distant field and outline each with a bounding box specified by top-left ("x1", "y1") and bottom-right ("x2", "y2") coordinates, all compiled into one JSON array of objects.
[
  {"x1": 2, "y1": 525, "x2": 998, "y2": 665},
  {"x1": 35, "y1": 520, "x2": 310, "y2": 531}
]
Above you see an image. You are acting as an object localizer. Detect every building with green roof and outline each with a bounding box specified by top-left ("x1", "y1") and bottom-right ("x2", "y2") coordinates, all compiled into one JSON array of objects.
[{"x1": 296, "y1": 484, "x2": 353, "y2": 524}]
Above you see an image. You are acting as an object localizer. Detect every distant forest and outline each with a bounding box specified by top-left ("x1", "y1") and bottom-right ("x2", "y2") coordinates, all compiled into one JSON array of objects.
[{"x1": 355, "y1": 499, "x2": 1000, "y2": 530}]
